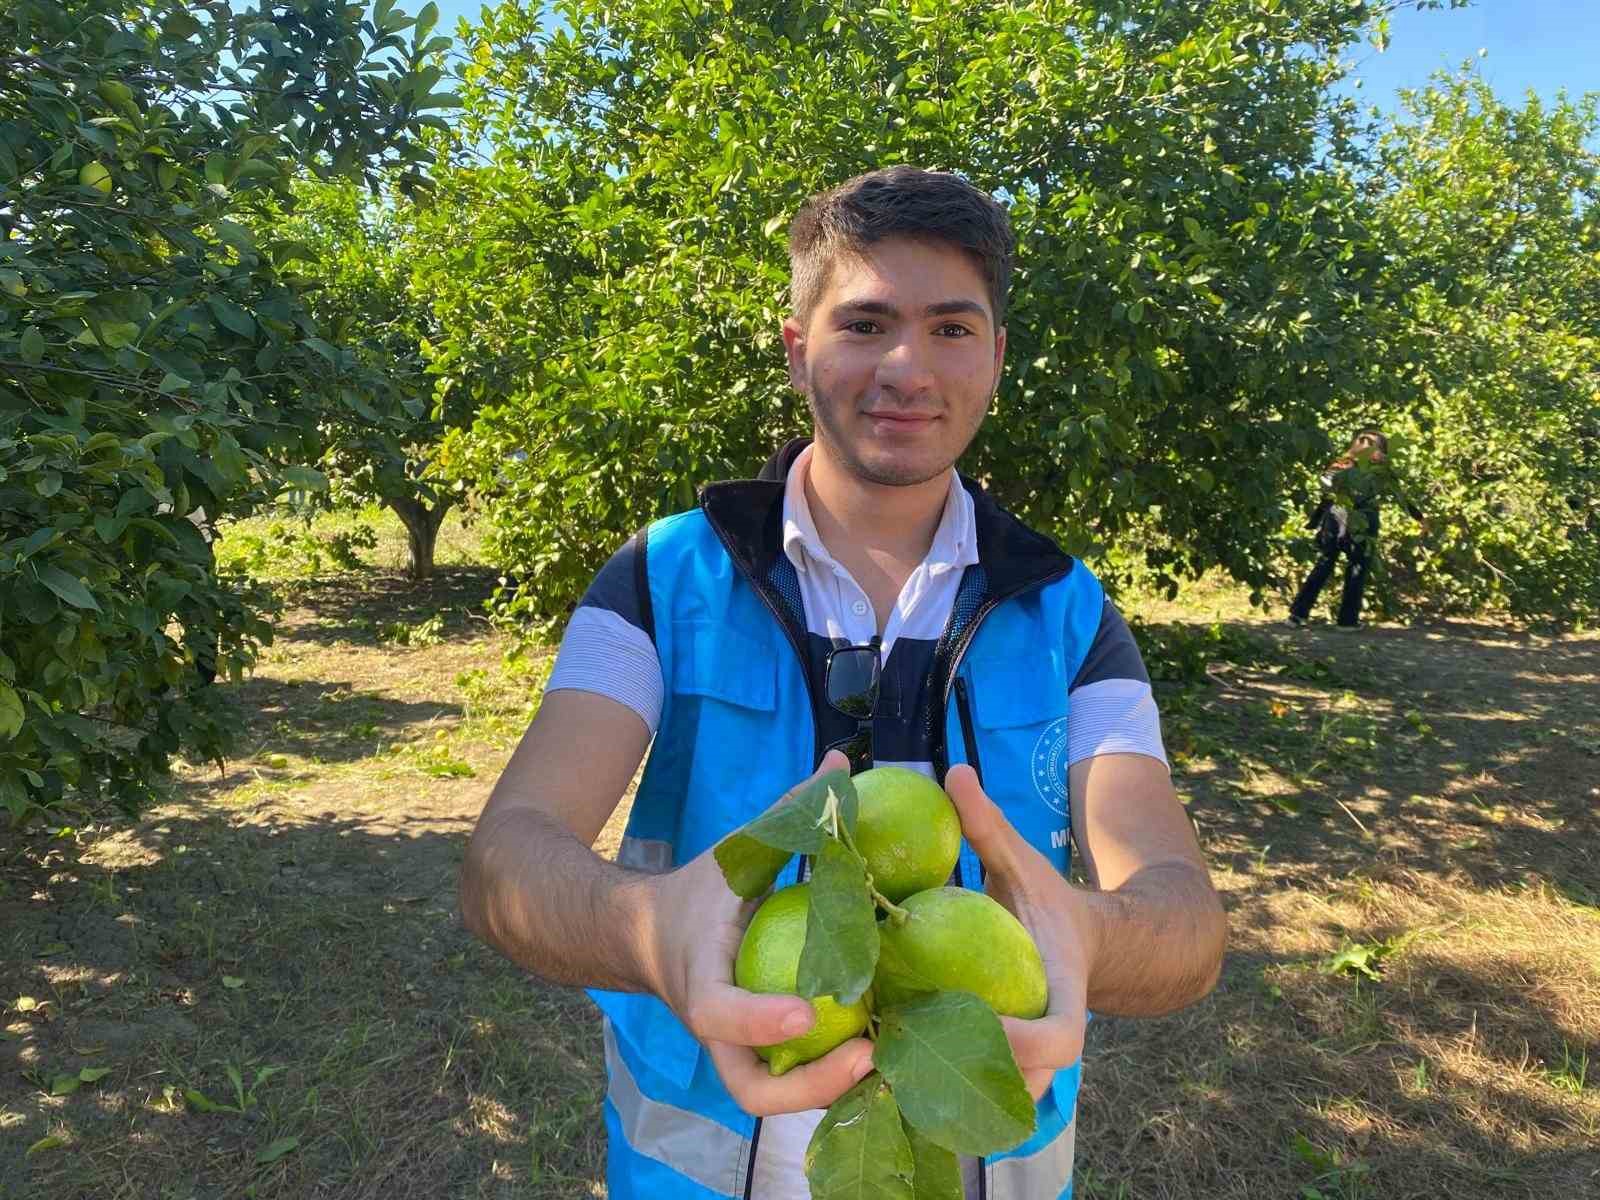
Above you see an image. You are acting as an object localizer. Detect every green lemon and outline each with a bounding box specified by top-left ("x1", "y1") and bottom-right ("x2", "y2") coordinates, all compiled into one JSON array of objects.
[
  {"x1": 78, "y1": 162, "x2": 113, "y2": 194},
  {"x1": 734, "y1": 883, "x2": 870, "y2": 1076},
  {"x1": 852, "y1": 766, "x2": 961, "y2": 903},
  {"x1": 874, "y1": 886, "x2": 1048, "y2": 1018}
]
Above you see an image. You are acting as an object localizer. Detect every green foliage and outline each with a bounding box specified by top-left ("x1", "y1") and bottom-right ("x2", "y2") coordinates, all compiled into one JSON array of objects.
[
  {"x1": 0, "y1": 0, "x2": 455, "y2": 823},
  {"x1": 1345, "y1": 73, "x2": 1600, "y2": 621},
  {"x1": 260, "y1": 175, "x2": 476, "y2": 579},
  {"x1": 435, "y1": 0, "x2": 1432, "y2": 635},
  {"x1": 215, "y1": 510, "x2": 379, "y2": 580}
]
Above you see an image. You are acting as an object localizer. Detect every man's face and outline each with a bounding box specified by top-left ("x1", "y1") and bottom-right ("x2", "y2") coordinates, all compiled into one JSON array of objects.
[{"x1": 782, "y1": 236, "x2": 1006, "y2": 488}]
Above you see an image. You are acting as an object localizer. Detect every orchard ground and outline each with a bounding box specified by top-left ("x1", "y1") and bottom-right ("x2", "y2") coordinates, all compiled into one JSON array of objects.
[{"x1": 2, "y1": 506, "x2": 1597, "y2": 1200}]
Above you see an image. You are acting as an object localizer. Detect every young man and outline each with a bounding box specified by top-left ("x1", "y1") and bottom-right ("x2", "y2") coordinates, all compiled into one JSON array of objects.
[{"x1": 459, "y1": 166, "x2": 1227, "y2": 1200}]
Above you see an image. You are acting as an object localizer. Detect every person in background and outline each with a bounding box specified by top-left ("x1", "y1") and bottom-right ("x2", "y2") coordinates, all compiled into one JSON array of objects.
[{"x1": 1287, "y1": 429, "x2": 1425, "y2": 630}]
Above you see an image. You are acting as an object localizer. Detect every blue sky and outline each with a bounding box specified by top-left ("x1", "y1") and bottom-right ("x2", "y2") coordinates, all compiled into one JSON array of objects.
[
  {"x1": 1338, "y1": 1, "x2": 1598, "y2": 111},
  {"x1": 428, "y1": 0, "x2": 1598, "y2": 112}
]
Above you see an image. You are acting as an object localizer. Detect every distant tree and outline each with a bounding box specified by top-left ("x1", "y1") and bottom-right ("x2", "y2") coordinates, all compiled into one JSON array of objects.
[
  {"x1": 431, "y1": 0, "x2": 1462, "y2": 635},
  {"x1": 0, "y1": 0, "x2": 456, "y2": 823},
  {"x1": 265, "y1": 175, "x2": 471, "y2": 580},
  {"x1": 1351, "y1": 70, "x2": 1600, "y2": 621}
]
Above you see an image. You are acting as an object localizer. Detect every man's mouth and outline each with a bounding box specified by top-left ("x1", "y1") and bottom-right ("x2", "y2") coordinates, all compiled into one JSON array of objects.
[{"x1": 863, "y1": 410, "x2": 938, "y2": 425}]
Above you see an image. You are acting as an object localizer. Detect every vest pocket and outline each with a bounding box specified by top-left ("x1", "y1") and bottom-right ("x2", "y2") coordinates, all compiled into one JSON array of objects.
[
  {"x1": 964, "y1": 648, "x2": 1066, "y2": 729},
  {"x1": 671, "y1": 622, "x2": 777, "y2": 711}
]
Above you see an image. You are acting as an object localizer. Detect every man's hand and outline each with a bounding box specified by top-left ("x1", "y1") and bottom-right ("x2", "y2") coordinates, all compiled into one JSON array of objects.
[
  {"x1": 639, "y1": 750, "x2": 874, "y2": 1117},
  {"x1": 944, "y1": 764, "x2": 1097, "y2": 1101}
]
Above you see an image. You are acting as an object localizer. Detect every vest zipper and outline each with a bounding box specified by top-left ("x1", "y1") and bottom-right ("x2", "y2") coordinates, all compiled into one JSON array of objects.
[{"x1": 952, "y1": 676, "x2": 983, "y2": 785}]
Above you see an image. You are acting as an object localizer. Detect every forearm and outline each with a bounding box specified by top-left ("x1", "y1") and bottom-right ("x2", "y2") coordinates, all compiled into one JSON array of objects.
[
  {"x1": 1073, "y1": 860, "x2": 1226, "y2": 1018},
  {"x1": 459, "y1": 806, "x2": 659, "y2": 993}
]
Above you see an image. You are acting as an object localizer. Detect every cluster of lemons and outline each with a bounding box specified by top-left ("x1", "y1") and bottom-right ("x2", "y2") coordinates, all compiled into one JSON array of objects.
[{"x1": 734, "y1": 767, "x2": 1046, "y2": 1075}]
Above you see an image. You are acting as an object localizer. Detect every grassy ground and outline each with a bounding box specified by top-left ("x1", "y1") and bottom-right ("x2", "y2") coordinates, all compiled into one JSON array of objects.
[{"x1": 3, "y1": 508, "x2": 1597, "y2": 1199}]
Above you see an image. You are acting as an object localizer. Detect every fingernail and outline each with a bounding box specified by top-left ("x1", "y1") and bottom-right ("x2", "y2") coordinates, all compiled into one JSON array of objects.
[
  {"x1": 851, "y1": 1054, "x2": 874, "y2": 1082},
  {"x1": 782, "y1": 1008, "x2": 816, "y2": 1037}
]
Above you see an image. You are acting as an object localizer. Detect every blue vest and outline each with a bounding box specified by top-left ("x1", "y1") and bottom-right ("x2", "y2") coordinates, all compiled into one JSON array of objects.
[{"x1": 590, "y1": 443, "x2": 1106, "y2": 1199}]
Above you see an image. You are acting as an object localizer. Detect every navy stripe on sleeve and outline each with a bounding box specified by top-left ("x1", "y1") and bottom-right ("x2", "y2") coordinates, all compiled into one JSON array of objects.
[
  {"x1": 1070, "y1": 600, "x2": 1150, "y2": 690},
  {"x1": 578, "y1": 534, "x2": 648, "y2": 634}
]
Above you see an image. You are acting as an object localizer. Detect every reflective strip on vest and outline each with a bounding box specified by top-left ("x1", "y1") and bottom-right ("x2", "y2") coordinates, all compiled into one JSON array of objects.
[
  {"x1": 987, "y1": 1116, "x2": 1075, "y2": 1198},
  {"x1": 603, "y1": 1020, "x2": 748, "y2": 1195},
  {"x1": 617, "y1": 836, "x2": 674, "y2": 873}
]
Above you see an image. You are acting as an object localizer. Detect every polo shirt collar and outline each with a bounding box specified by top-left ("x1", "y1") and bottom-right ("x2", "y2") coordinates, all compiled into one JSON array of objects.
[{"x1": 779, "y1": 443, "x2": 978, "y2": 577}]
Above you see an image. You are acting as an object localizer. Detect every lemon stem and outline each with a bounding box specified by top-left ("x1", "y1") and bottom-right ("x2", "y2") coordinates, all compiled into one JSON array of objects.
[{"x1": 827, "y1": 805, "x2": 908, "y2": 920}]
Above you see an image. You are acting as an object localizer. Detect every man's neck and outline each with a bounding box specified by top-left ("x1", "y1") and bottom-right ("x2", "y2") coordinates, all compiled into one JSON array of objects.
[{"x1": 803, "y1": 441, "x2": 951, "y2": 568}]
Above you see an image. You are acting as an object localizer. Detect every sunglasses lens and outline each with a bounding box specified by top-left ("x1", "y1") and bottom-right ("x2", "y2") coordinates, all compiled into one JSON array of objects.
[{"x1": 827, "y1": 646, "x2": 879, "y2": 718}]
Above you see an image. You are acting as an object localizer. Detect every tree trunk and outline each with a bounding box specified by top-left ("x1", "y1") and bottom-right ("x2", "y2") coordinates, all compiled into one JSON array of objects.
[{"x1": 388, "y1": 494, "x2": 452, "y2": 581}]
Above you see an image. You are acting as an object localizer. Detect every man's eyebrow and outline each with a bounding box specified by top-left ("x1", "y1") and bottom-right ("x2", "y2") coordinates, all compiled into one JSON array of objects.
[
  {"x1": 829, "y1": 298, "x2": 991, "y2": 321},
  {"x1": 924, "y1": 299, "x2": 989, "y2": 320}
]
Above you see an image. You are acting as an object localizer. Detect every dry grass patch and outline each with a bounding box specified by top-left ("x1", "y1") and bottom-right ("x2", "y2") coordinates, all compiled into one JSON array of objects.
[{"x1": 5, "y1": 535, "x2": 1598, "y2": 1199}]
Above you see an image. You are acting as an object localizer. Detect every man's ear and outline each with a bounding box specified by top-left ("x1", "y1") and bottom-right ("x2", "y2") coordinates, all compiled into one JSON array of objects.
[
  {"x1": 782, "y1": 317, "x2": 807, "y2": 393},
  {"x1": 991, "y1": 326, "x2": 1007, "y2": 397}
]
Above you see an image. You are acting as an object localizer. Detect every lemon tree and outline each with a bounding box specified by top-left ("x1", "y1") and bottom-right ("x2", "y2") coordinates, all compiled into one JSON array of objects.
[{"x1": 715, "y1": 770, "x2": 1039, "y2": 1199}]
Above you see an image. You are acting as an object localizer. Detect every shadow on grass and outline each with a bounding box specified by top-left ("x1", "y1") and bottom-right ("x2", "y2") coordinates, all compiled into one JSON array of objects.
[
  {"x1": 269, "y1": 566, "x2": 505, "y2": 649},
  {"x1": 163, "y1": 680, "x2": 469, "y2": 808},
  {"x1": 0, "y1": 808, "x2": 604, "y2": 1200},
  {"x1": 1147, "y1": 616, "x2": 1600, "y2": 901},
  {"x1": 1077, "y1": 937, "x2": 1600, "y2": 1200}
]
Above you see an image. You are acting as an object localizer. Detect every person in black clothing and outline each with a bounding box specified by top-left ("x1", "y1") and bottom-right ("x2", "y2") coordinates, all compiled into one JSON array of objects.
[{"x1": 1288, "y1": 429, "x2": 1424, "y2": 629}]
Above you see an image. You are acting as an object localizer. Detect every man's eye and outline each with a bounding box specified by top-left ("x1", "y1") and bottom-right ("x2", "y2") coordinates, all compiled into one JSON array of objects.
[
  {"x1": 937, "y1": 323, "x2": 973, "y2": 337},
  {"x1": 844, "y1": 320, "x2": 880, "y2": 334}
]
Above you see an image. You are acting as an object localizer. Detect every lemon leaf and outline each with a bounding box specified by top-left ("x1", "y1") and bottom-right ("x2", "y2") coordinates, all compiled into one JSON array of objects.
[
  {"x1": 255, "y1": 1135, "x2": 300, "y2": 1164},
  {"x1": 906, "y1": 1120, "x2": 963, "y2": 1200},
  {"x1": 714, "y1": 769, "x2": 858, "y2": 898},
  {"x1": 797, "y1": 839, "x2": 877, "y2": 1005},
  {"x1": 803, "y1": 1073, "x2": 914, "y2": 1200},
  {"x1": 873, "y1": 991, "x2": 1035, "y2": 1156},
  {"x1": 712, "y1": 836, "x2": 792, "y2": 900}
]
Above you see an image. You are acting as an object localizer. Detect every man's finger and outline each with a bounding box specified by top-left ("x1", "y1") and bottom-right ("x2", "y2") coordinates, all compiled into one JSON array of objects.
[
  {"x1": 944, "y1": 763, "x2": 1032, "y2": 880},
  {"x1": 707, "y1": 1035, "x2": 875, "y2": 1118},
  {"x1": 685, "y1": 980, "x2": 819, "y2": 1048},
  {"x1": 1000, "y1": 1012, "x2": 1085, "y2": 1074}
]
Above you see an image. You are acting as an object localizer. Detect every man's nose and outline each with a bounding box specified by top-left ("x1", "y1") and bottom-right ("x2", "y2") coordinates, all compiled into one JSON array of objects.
[{"x1": 874, "y1": 336, "x2": 935, "y2": 396}]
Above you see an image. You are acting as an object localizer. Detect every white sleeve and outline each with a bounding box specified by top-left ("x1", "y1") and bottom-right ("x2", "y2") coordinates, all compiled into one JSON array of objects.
[
  {"x1": 546, "y1": 606, "x2": 664, "y2": 734},
  {"x1": 1065, "y1": 677, "x2": 1168, "y2": 769}
]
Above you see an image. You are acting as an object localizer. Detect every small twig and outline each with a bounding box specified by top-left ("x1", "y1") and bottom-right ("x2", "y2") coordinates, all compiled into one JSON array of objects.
[{"x1": 1334, "y1": 797, "x2": 1372, "y2": 839}]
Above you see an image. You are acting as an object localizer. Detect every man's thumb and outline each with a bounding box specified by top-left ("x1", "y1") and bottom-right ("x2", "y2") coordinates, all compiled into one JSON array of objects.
[
  {"x1": 944, "y1": 763, "x2": 1024, "y2": 876},
  {"x1": 815, "y1": 748, "x2": 851, "y2": 778}
]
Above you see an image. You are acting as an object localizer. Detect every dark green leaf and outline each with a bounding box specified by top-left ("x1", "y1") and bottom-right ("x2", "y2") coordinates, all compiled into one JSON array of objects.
[
  {"x1": 744, "y1": 769, "x2": 856, "y2": 855},
  {"x1": 20, "y1": 325, "x2": 44, "y2": 363},
  {"x1": 207, "y1": 297, "x2": 256, "y2": 338},
  {"x1": 36, "y1": 565, "x2": 100, "y2": 612},
  {"x1": 712, "y1": 835, "x2": 792, "y2": 901},
  {"x1": 713, "y1": 770, "x2": 856, "y2": 897},
  {"x1": 0, "y1": 683, "x2": 23, "y2": 740},
  {"x1": 803, "y1": 1074, "x2": 914, "y2": 1200},
  {"x1": 797, "y1": 838, "x2": 877, "y2": 1005},
  {"x1": 874, "y1": 992, "x2": 1035, "y2": 1156},
  {"x1": 906, "y1": 1121, "x2": 963, "y2": 1200},
  {"x1": 255, "y1": 1135, "x2": 300, "y2": 1164}
]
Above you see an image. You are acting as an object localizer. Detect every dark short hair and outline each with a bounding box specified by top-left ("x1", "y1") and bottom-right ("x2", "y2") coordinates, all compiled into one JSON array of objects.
[
  {"x1": 787, "y1": 166, "x2": 1015, "y2": 324},
  {"x1": 1351, "y1": 428, "x2": 1390, "y2": 456}
]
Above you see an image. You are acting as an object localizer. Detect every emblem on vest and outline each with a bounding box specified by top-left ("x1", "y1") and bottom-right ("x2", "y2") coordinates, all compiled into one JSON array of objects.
[{"x1": 1031, "y1": 716, "x2": 1070, "y2": 816}]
